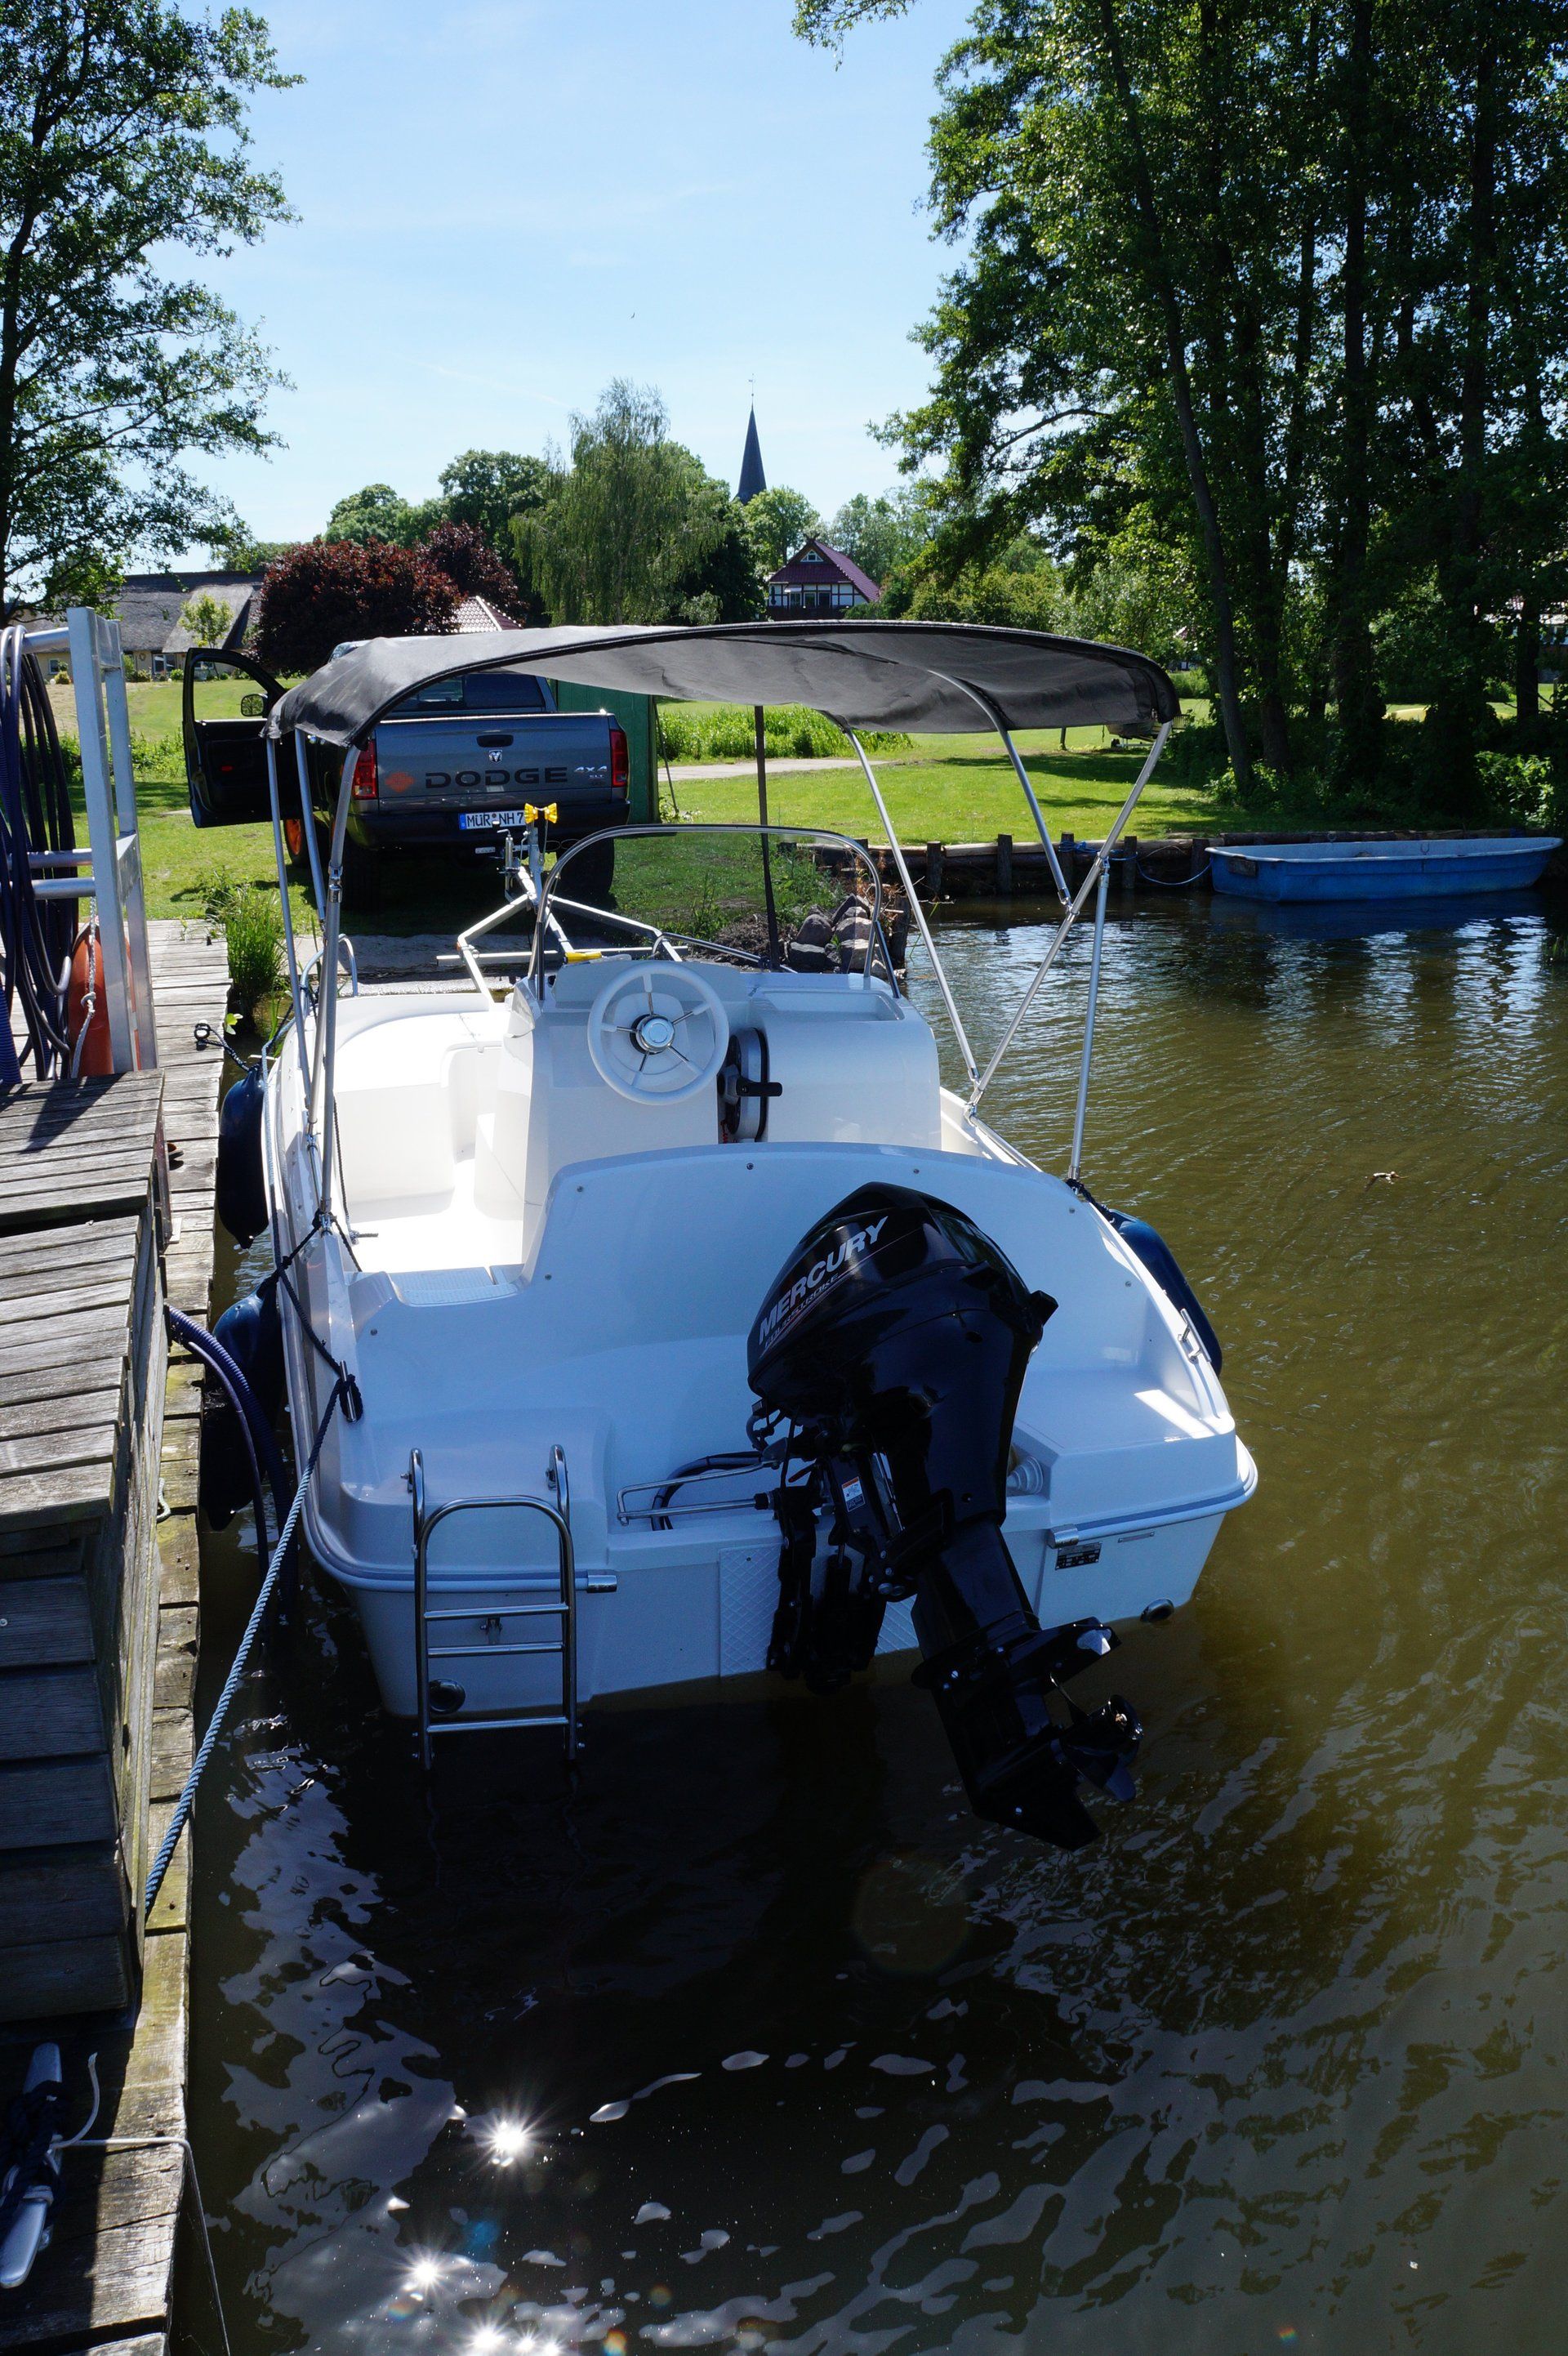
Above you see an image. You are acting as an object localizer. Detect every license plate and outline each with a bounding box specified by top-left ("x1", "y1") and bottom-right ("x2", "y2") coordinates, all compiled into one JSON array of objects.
[{"x1": 458, "y1": 808, "x2": 525, "y2": 832}]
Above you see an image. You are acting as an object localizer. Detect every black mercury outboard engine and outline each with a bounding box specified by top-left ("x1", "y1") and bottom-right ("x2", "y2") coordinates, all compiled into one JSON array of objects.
[{"x1": 746, "y1": 1185, "x2": 1142, "y2": 1849}]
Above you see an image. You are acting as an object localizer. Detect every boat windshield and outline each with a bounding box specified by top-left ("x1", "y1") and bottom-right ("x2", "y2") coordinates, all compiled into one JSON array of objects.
[{"x1": 530, "y1": 825, "x2": 898, "y2": 985}]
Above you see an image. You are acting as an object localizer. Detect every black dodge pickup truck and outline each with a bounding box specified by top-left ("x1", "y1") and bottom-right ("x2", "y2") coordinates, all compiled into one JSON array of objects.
[{"x1": 184, "y1": 645, "x2": 630, "y2": 903}]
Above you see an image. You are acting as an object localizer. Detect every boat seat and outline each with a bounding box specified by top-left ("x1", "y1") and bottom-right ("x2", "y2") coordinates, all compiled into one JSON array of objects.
[{"x1": 332, "y1": 1006, "x2": 498, "y2": 1210}]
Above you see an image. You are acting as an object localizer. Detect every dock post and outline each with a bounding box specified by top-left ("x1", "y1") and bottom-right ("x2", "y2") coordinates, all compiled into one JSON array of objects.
[
  {"x1": 995, "y1": 833, "x2": 1013, "y2": 895},
  {"x1": 1123, "y1": 834, "x2": 1138, "y2": 890},
  {"x1": 924, "y1": 841, "x2": 945, "y2": 899}
]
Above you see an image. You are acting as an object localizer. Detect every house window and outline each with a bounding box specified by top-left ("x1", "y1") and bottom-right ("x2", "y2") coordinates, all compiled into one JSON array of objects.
[{"x1": 800, "y1": 548, "x2": 822, "y2": 563}]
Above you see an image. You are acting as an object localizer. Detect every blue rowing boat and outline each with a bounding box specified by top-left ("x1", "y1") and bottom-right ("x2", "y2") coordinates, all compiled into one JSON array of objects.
[{"x1": 1209, "y1": 835, "x2": 1561, "y2": 902}]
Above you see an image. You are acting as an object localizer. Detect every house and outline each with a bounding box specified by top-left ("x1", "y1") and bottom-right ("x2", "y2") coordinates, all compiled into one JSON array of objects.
[
  {"x1": 764, "y1": 537, "x2": 881, "y2": 619},
  {"x1": 453, "y1": 593, "x2": 520, "y2": 632},
  {"x1": 112, "y1": 570, "x2": 262, "y2": 676}
]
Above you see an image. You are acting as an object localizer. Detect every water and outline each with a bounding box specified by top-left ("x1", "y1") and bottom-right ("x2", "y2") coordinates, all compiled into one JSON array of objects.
[{"x1": 188, "y1": 895, "x2": 1568, "y2": 2354}]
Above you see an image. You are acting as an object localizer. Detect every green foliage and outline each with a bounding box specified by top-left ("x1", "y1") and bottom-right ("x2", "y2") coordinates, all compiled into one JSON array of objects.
[
  {"x1": 1477, "y1": 750, "x2": 1566, "y2": 834},
  {"x1": 514, "y1": 381, "x2": 760, "y2": 624},
  {"x1": 323, "y1": 484, "x2": 420, "y2": 547},
  {"x1": 0, "y1": 0, "x2": 295, "y2": 616},
  {"x1": 742, "y1": 485, "x2": 822, "y2": 571},
  {"x1": 197, "y1": 868, "x2": 283, "y2": 1020},
  {"x1": 203, "y1": 524, "x2": 296, "y2": 573},
  {"x1": 827, "y1": 486, "x2": 931, "y2": 589},
  {"x1": 42, "y1": 547, "x2": 123, "y2": 615},
  {"x1": 439, "y1": 449, "x2": 552, "y2": 547},
  {"x1": 179, "y1": 591, "x2": 234, "y2": 649},
  {"x1": 795, "y1": 0, "x2": 1568, "y2": 814},
  {"x1": 887, "y1": 541, "x2": 1066, "y2": 630},
  {"x1": 253, "y1": 539, "x2": 460, "y2": 674},
  {"x1": 655, "y1": 703, "x2": 910, "y2": 762}
]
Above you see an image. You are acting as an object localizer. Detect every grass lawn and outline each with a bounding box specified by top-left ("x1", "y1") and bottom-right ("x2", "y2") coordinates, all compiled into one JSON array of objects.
[
  {"x1": 669, "y1": 735, "x2": 1227, "y2": 845},
  {"x1": 98, "y1": 691, "x2": 1465, "y2": 941}
]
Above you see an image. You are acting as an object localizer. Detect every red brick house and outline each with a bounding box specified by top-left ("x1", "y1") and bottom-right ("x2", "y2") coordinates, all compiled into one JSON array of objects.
[{"x1": 765, "y1": 537, "x2": 881, "y2": 618}]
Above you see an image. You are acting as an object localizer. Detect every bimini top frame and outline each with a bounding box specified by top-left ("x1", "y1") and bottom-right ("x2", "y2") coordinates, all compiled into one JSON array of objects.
[{"x1": 265, "y1": 619, "x2": 1178, "y2": 1225}]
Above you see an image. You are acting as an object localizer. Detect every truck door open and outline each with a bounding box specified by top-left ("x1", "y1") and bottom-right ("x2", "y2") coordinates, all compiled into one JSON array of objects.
[{"x1": 183, "y1": 648, "x2": 284, "y2": 827}]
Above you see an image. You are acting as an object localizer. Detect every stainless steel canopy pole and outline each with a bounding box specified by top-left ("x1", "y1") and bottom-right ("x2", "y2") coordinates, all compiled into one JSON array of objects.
[
  {"x1": 967, "y1": 721, "x2": 1169, "y2": 1116},
  {"x1": 314, "y1": 740, "x2": 356, "y2": 1224},
  {"x1": 1068, "y1": 858, "x2": 1110, "y2": 1181},
  {"x1": 294, "y1": 734, "x2": 329, "y2": 923},
  {"x1": 265, "y1": 738, "x2": 305, "y2": 1049},
  {"x1": 958, "y1": 685, "x2": 1072, "y2": 911},
  {"x1": 844, "y1": 727, "x2": 978, "y2": 1085},
  {"x1": 755, "y1": 704, "x2": 781, "y2": 965}
]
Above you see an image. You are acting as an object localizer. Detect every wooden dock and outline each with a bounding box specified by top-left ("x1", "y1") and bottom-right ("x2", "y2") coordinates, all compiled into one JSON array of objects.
[
  {"x1": 856, "y1": 824, "x2": 1565, "y2": 899},
  {"x1": 1, "y1": 919, "x2": 229, "y2": 2356}
]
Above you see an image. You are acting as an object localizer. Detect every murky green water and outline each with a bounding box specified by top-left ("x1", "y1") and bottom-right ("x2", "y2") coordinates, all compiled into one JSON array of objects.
[{"x1": 189, "y1": 894, "x2": 1568, "y2": 2354}]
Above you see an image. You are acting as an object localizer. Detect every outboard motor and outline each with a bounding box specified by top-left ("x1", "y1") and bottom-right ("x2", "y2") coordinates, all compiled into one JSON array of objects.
[{"x1": 747, "y1": 1185, "x2": 1142, "y2": 1850}]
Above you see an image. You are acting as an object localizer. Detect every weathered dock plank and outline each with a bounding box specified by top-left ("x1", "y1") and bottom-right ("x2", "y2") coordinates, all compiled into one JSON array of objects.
[{"x1": 0, "y1": 921, "x2": 228, "y2": 2356}]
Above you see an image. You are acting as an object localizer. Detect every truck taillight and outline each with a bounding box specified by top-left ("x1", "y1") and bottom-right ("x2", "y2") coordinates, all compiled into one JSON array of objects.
[
  {"x1": 609, "y1": 725, "x2": 629, "y2": 798},
  {"x1": 350, "y1": 741, "x2": 378, "y2": 800}
]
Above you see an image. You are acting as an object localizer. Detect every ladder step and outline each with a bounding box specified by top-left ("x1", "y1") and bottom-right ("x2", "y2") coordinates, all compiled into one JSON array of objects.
[
  {"x1": 411, "y1": 1447, "x2": 581, "y2": 1771},
  {"x1": 428, "y1": 1640, "x2": 565, "y2": 1661},
  {"x1": 427, "y1": 1711, "x2": 573, "y2": 1737},
  {"x1": 421, "y1": 1600, "x2": 568, "y2": 1624}
]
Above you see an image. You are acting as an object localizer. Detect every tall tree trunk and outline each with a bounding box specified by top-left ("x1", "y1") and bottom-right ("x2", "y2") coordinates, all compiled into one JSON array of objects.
[
  {"x1": 1515, "y1": 600, "x2": 1540, "y2": 732},
  {"x1": 1333, "y1": 0, "x2": 1381, "y2": 785},
  {"x1": 1514, "y1": 337, "x2": 1546, "y2": 737},
  {"x1": 1428, "y1": 31, "x2": 1498, "y2": 810},
  {"x1": 1094, "y1": 0, "x2": 1253, "y2": 790}
]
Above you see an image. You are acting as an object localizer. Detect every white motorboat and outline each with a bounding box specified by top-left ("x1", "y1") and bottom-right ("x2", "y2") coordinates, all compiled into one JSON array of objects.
[{"x1": 236, "y1": 621, "x2": 1254, "y2": 1848}]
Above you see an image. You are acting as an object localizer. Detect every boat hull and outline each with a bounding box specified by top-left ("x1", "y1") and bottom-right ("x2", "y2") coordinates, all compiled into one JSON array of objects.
[
  {"x1": 263, "y1": 985, "x2": 1257, "y2": 1737},
  {"x1": 324, "y1": 1500, "x2": 1241, "y2": 1720},
  {"x1": 1210, "y1": 836, "x2": 1560, "y2": 901}
]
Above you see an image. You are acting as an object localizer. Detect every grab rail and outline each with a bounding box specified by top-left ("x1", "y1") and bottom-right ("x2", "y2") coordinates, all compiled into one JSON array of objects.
[{"x1": 409, "y1": 1446, "x2": 586, "y2": 1771}]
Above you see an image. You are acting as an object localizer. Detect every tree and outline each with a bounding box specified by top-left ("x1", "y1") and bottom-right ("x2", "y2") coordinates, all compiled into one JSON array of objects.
[
  {"x1": 439, "y1": 448, "x2": 553, "y2": 550},
  {"x1": 179, "y1": 590, "x2": 233, "y2": 648},
  {"x1": 514, "y1": 380, "x2": 742, "y2": 624},
  {"x1": 323, "y1": 484, "x2": 419, "y2": 547},
  {"x1": 795, "y1": 0, "x2": 1568, "y2": 811},
  {"x1": 828, "y1": 487, "x2": 931, "y2": 587},
  {"x1": 418, "y1": 520, "x2": 522, "y2": 612},
  {"x1": 668, "y1": 469, "x2": 766, "y2": 620},
  {"x1": 203, "y1": 524, "x2": 296, "y2": 572},
  {"x1": 252, "y1": 540, "x2": 460, "y2": 676},
  {"x1": 742, "y1": 484, "x2": 821, "y2": 571},
  {"x1": 0, "y1": 1, "x2": 294, "y2": 618}
]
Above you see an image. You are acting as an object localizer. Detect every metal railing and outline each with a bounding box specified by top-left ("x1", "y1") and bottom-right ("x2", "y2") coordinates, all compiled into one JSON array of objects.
[
  {"x1": 24, "y1": 609, "x2": 157, "y2": 1073},
  {"x1": 409, "y1": 1444, "x2": 616, "y2": 1771}
]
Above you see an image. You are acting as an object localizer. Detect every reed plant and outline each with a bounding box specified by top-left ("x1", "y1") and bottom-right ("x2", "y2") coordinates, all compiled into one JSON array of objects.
[
  {"x1": 656, "y1": 703, "x2": 910, "y2": 764},
  {"x1": 197, "y1": 868, "x2": 285, "y2": 1024}
]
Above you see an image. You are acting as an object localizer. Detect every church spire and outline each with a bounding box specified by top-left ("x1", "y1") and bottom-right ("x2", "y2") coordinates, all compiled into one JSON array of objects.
[{"x1": 737, "y1": 401, "x2": 766, "y2": 504}]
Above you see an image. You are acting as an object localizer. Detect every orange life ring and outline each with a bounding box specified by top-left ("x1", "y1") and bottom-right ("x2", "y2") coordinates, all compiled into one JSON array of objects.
[{"x1": 65, "y1": 927, "x2": 127, "y2": 1075}]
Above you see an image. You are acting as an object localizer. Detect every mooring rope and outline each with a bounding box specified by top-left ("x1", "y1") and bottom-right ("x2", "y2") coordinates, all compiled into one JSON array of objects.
[
  {"x1": 1130, "y1": 851, "x2": 1213, "y2": 887},
  {"x1": 143, "y1": 1374, "x2": 349, "y2": 1920}
]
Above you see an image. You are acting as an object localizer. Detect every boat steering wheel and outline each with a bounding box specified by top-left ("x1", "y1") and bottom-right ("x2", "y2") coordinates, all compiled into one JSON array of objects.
[{"x1": 586, "y1": 962, "x2": 730, "y2": 1106}]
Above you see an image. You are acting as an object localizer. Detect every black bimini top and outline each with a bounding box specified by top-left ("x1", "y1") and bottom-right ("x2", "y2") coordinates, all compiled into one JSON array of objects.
[{"x1": 267, "y1": 619, "x2": 1179, "y2": 749}]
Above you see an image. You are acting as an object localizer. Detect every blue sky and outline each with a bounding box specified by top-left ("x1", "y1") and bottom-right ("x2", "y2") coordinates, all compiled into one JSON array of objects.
[{"x1": 199, "y1": 0, "x2": 976, "y2": 551}]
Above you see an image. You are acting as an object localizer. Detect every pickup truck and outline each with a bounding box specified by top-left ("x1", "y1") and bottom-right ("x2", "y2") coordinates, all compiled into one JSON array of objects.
[{"x1": 183, "y1": 645, "x2": 630, "y2": 904}]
